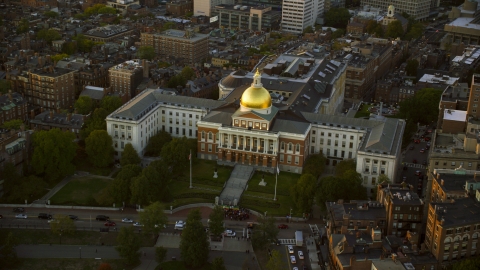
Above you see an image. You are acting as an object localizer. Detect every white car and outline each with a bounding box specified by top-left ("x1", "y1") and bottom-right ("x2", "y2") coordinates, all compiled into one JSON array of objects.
[
  {"x1": 154, "y1": 224, "x2": 167, "y2": 228},
  {"x1": 293, "y1": 268, "x2": 299, "y2": 270},
  {"x1": 122, "y1": 218, "x2": 133, "y2": 223},
  {"x1": 225, "y1": 229, "x2": 236, "y2": 237},
  {"x1": 290, "y1": 255, "x2": 296, "y2": 264},
  {"x1": 288, "y1": 245, "x2": 294, "y2": 254},
  {"x1": 133, "y1": 222, "x2": 144, "y2": 227},
  {"x1": 48, "y1": 219, "x2": 58, "y2": 223},
  {"x1": 15, "y1": 214, "x2": 27, "y2": 219},
  {"x1": 298, "y1": 251, "x2": 304, "y2": 259},
  {"x1": 175, "y1": 220, "x2": 186, "y2": 230}
]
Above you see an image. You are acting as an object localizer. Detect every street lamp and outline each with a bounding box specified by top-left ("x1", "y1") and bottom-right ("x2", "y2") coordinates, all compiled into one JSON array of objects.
[
  {"x1": 290, "y1": 208, "x2": 293, "y2": 223},
  {"x1": 264, "y1": 211, "x2": 267, "y2": 217},
  {"x1": 79, "y1": 247, "x2": 82, "y2": 259}
]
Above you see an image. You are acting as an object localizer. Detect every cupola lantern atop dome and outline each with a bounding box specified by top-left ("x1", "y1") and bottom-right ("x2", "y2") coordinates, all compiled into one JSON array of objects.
[{"x1": 240, "y1": 69, "x2": 272, "y2": 110}]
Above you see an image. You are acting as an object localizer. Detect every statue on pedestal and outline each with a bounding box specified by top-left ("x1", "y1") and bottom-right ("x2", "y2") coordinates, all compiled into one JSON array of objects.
[{"x1": 213, "y1": 167, "x2": 218, "y2": 178}]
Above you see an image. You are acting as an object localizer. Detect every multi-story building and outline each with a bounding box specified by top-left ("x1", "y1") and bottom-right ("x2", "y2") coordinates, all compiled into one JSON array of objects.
[
  {"x1": 140, "y1": 29, "x2": 209, "y2": 65},
  {"x1": 0, "y1": 92, "x2": 28, "y2": 127},
  {"x1": 444, "y1": 0, "x2": 480, "y2": 45},
  {"x1": 30, "y1": 110, "x2": 86, "y2": 139},
  {"x1": 281, "y1": 0, "x2": 315, "y2": 34},
  {"x1": 237, "y1": 0, "x2": 283, "y2": 10},
  {"x1": 212, "y1": 4, "x2": 282, "y2": 31},
  {"x1": 109, "y1": 60, "x2": 146, "y2": 100},
  {"x1": 20, "y1": 0, "x2": 57, "y2": 7},
  {"x1": 26, "y1": 66, "x2": 76, "y2": 111},
  {"x1": 344, "y1": 53, "x2": 376, "y2": 100},
  {"x1": 106, "y1": 89, "x2": 225, "y2": 158},
  {"x1": 360, "y1": 0, "x2": 430, "y2": 20},
  {"x1": 84, "y1": 25, "x2": 135, "y2": 43},
  {"x1": 377, "y1": 183, "x2": 424, "y2": 238},
  {"x1": 193, "y1": 0, "x2": 223, "y2": 16},
  {"x1": 56, "y1": 59, "x2": 112, "y2": 96},
  {"x1": 324, "y1": 0, "x2": 345, "y2": 12},
  {"x1": 0, "y1": 127, "x2": 32, "y2": 173},
  {"x1": 467, "y1": 74, "x2": 480, "y2": 119},
  {"x1": 166, "y1": 0, "x2": 193, "y2": 16}
]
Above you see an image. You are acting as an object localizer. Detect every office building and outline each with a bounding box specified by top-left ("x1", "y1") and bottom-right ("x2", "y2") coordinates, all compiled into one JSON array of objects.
[
  {"x1": 281, "y1": 0, "x2": 315, "y2": 34},
  {"x1": 213, "y1": 4, "x2": 282, "y2": 31},
  {"x1": 360, "y1": 0, "x2": 430, "y2": 20}
]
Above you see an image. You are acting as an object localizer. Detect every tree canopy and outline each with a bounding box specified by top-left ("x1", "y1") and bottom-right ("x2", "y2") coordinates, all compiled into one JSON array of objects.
[
  {"x1": 211, "y1": 257, "x2": 227, "y2": 270},
  {"x1": 44, "y1": 11, "x2": 59, "y2": 18},
  {"x1": 160, "y1": 137, "x2": 196, "y2": 175},
  {"x1": 303, "y1": 26, "x2": 314, "y2": 34},
  {"x1": 120, "y1": 143, "x2": 141, "y2": 167},
  {"x1": 130, "y1": 161, "x2": 172, "y2": 205},
  {"x1": 16, "y1": 19, "x2": 29, "y2": 34},
  {"x1": 0, "y1": 232, "x2": 19, "y2": 268},
  {"x1": 98, "y1": 6, "x2": 117, "y2": 14},
  {"x1": 208, "y1": 205, "x2": 225, "y2": 240},
  {"x1": 139, "y1": 201, "x2": 168, "y2": 236},
  {"x1": 144, "y1": 130, "x2": 172, "y2": 157},
  {"x1": 180, "y1": 66, "x2": 195, "y2": 80},
  {"x1": 155, "y1": 246, "x2": 168, "y2": 265},
  {"x1": 36, "y1": 28, "x2": 61, "y2": 44},
  {"x1": 73, "y1": 34, "x2": 102, "y2": 53},
  {"x1": 85, "y1": 130, "x2": 114, "y2": 168},
  {"x1": 316, "y1": 171, "x2": 367, "y2": 210},
  {"x1": 180, "y1": 209, "x2": 210, "y2": 268},
  {"x1": 137, "y1": 46, "x2": 155, "y2": 61},
  {"x1": 80, "y1": 108, "x2": 108, "y2": 140},
  {"x1": 405, "y1": 22, "x2": 424, "y2": 41},
  {"x1": 6, "y1": 175, "x2": 48, "y2": 203},
  {"x1": 385, "y1": 20, "x2": 404, "y2": 39},
  {"x1": 302, "y1": 153, "x2": 326, "y2": 179},
  {"x1": 335, "y1": 159, "x2": 356, "y2": 178},
  {"x1": 75, "y1": 96, "x2": 94, "y2": 115},
  {"x1": 110, "y1": 164, "x2": 142, "y2": 204},
  {"x1": 100, "y1": 96, "x2": 123, "y2": 114},
  {"x1": 398, "y1": 88, "x2": 442, "y2": 126},
  {"x1": 51, "y1": 53, "x2": 69, "y2": 62},
  {"x1": 50, "y1": 214, "x2": 76, "y2": 236},
  {"x1": 291, "y1": 174, "x2": 317, "y2": 214},
  {"x1": 331, "y1": 29, "x2": 345, "y2": 39},
  {"x1": 405, "y1": 59, "x2": 419, "y2": 77},
  {"x1": 251, "y1": 216, "x2": 279, "y2": 250},
  {"x1": 325, "y1": 8, "x2": 351, "y2": 29},
  {"x1": 0, "y1": 79, "x2": 11, "y2": 94},
  {"x1": 116, "y1": 226, "x2": 141, "y2": 265},
  {"x1": 32, "y1": 129, "x2": 77, "y2": 182},
  {"x1": 84, "y1": 4, "x2": 107, "y2": 16},
  {"x1": 266, "y1": 250, "x2": 285, "y2": 270},
  {"x1": 1, "y1": 119, "x2": 23, "y2": 130},
  {"x1": 366, "y1": 20, "x2": 384, "y2": 37}
]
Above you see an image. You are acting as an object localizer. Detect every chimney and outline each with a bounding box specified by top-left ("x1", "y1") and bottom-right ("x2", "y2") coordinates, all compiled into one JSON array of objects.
[
  {"x1": 441, "y1": 179, "x2": 444, "y2": 186},
  {"x1": 8, "y1": 90, "x2": 12, "y2": 101},
  {"x1": 67, "y1": 113, "x2": 72, "y2": 122},
  {"x1": 38, "y1": 56, "x2": 44, "y2": 67},
  {"x1": 30, "y1": 110, "x2": 35, "y2": 119},
  {"x1": 49, "y1": 110, "x2": 53, "y2": 119}
]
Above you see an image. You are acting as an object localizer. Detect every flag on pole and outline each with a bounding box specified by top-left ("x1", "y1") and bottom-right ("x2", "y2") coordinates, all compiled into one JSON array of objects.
[
  {"x1": 188, "y1": 153, "x2": 191, "y2": 160},
  {"x1": 277, "y1": 164, "x2": 280, "y2": 175}
]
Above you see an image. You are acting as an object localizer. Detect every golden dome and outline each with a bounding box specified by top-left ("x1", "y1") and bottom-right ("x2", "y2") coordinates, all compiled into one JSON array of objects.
[{"x1": 240, "y1": 69, "x2": 272, "y2": 109}]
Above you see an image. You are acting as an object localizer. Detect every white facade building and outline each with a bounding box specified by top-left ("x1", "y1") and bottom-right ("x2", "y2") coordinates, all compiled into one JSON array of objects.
[
  {"x1": 106, "y1": 89, "x2": 225, "y2": 158},
  {"x1": 194, "y1": 0, "x2": 234, "y2": 17},
  {"x1": 282, "y1": 0, "x2": 315, "y2": 34}
]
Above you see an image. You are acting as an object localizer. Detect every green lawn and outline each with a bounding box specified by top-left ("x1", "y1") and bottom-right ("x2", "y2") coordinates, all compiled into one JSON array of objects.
[
  {"x1": 0, "y1": 229, "x2": 156, "y2": 247},
  {"x1": 246, "y1": 171, "x2": 299, "y2": 196},
  {"x1": 73, "y1": 148, "x2": 114, "y2": 176},
  {"x1": 18, "y1": 258, "x2": 139, "y2": 270},
  {"x1": 179, "y1": 159, "x2": 233, "y2": 187},
  {"x1": 168, "y1": 181, "x2": 220, "y2": 209},
  {"x1": 49, "y1": 177, "x2": 112, "y2": 206},
  {"x1": 240, "y1": 194, "x2": 295, "y2": 217},
  {"x1": 354, "y1": 103, "x2": 372, "y2": 118}
]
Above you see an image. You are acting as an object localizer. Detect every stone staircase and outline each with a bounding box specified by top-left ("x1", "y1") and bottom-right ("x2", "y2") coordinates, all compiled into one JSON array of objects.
[{"x1": 219, "y1": 164, "x2": 255, "y2": 206}]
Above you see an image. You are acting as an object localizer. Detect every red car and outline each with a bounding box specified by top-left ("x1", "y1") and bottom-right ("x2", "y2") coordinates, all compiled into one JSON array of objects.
[
  {"x1": 414, "y1": 139, "x2": 420, "y2": 144},
  {"x1": 278, "y1": 224, "x2": 289, "y2": 229},
  {"x1": 424, "y1": 137, "x2": 431, "y2": 141},
  {"x1": 104, "y1": 221, "x2": 116, "y2": 227}
]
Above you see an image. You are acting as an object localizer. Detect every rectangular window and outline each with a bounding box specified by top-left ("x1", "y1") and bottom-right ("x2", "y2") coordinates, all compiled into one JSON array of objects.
[
  {"x1": 200, "y1": 144, "x2": 205, "y2": 151},
  {"x1": 208, "y1": 144, "x2": 212, "y2": 152},
  {"x1": 295, "y1": 156, "x2": 299, "y2": 165},
  {"x1": 280, "y1": 155, "x2": 284, "y2": 162},
  {"x1": 287, "y1": 155, "x2": 292, "y2": 164}
]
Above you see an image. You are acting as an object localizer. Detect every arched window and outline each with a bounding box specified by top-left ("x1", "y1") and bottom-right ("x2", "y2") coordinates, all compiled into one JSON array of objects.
[
  {"x1": 201, "y1": 131, "x2": 205, "y2": 140},
  {"x1": 281, "y1": 142, "x2": 285, "y2": 150},
  {"x1": 296, "y1": 144, "x2": 300, "y2": 152},
  {"x1": 444, "y1": 237, "x2": 452, "y2": 243},
  {"x1": 463, "y1": 235, "x2": 470, "y2": 242},
  {"x1": 288, "y1": 143, "x2": 293, "y2": 151},
  {"x1": 208, "y1": 132, "x2": 213, "y2": 140}
]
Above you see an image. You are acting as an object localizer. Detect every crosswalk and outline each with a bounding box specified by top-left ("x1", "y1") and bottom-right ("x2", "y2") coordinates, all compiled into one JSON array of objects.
[
  {"x1": 278, "y1": 239, "x2": 295, "y2": 245},
  {"x1": 403, "y1": 163, "x2": 425, "y2": 169}
]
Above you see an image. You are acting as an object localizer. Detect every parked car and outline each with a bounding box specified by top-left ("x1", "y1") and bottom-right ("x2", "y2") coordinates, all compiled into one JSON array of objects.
[
  {"x1": 225, "y1": 229, "x2": 236, "y2": 237},
  {"x1": 415, "y1": 170, "x2": 422, "y2": 176},
  {"x1": 96, "y1": 215, "x2": 109, "y2": 221},
  {"x1": 298, "y1": 251, "x2": 304, "y2": 259},
  {"x1": 288, "y1": 245, "x2": 294, "y2": 254},
  {"x1": 13, "y1": 207, "x2": 25, "y2": 213},
  {"x1": 133, "y1": 222, "x2": 144, "y2": 227},
  {"x1": 104, "y1": 221, "x2": 116, "y2": 227},
  {"x1": 175, "y1": 220, "x2": 186, "y2": 230},
  {"x1": 420, "y1": 148, "x2": 425, "y2": 153},
  {"x1": 424, "y1": 137, "x2": 431, "y2": 141},
  {"x1": 15, "y1": 214, "x2": 27, "y2": 219},
  {"x1": 68, "y1": 215, "x2": 78, "y2": 220},
  {"x1": 38, "y1": 213, "x2": 52, "y2": 220},
  {"x1": 414, "y1": 139, "x2": 420, "y2": 144},
  {"x1": 290, "y1": 255, "x2": 297, "y2": 264},
  {"x1": 278, "y1": 224, "x2": 289, "y2": 229},
  {"x1": 122, "y1": 218, "x2": 133, "y2": 223},
  {"x1": 48, "y1": 219, "x2": 58, "y2": 223}
]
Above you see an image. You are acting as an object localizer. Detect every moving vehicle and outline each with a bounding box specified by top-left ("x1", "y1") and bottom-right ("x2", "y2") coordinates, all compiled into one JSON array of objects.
[
  {"x1": 48, "y1": 219, "x2": 58, "y2": 223},
  {"x1": 38, "y1": 213, "x2": 52, "y2": 220},
  {"x1": 122, "y1": 218, "x2": 133, "y2": 223},
  {"x1": 13, "y1": 207, "x2": 25, "y2": 213},
  {"x1": 175, "y1": 220, "x2": 186, "y2": 230},
  {"x1": 298, "y1": 251, "x2": 304, "y2": 259},
  {"x1": 15, "y1": 214, "x2": 27, "y2": 219},
  {"x1": 133, "y1": 222, "x2": 144, "y2": 227},
  {"x1": 68, "y1": 215, "x2": 78, "y2": 220},
  {"x1": 290, "y1": 255, "x2": 296, "y2": 264},
  {"x1": 278, "y1": 224, "x2": 288, "y2": 229},
  {"x1": 420, "y1": 148, "x2": 425, "y2": 153},
  {"x1": 104, "y1": 221, "x2": 116, "y2": 227},
  {"x1": 295, "y1": 231, "x2": 303, "y2": 247},
  {"x1": 288, "y1": 245, "x2": 294, "y2": 254},
  {"x1": 225, "y1": 229, "x2": 236, "y2": 237},
  {"x1": 96, "y1": 215, "x2": 109, "y2": 221}
]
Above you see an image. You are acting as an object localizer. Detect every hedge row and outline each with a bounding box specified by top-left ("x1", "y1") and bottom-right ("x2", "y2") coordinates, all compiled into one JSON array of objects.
[{"x1": 174, "y1": 193, "x2": 217, "y2": 200}]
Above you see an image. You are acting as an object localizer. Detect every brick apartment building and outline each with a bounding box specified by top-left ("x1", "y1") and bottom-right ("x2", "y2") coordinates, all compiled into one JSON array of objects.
[
  {"x1": 344, "y1": 53, "x2": 376, "y2": 100},
  {"x1": 30, "y1": 109, "x2": 86, "y2": 139},
  {"x1": 84, "y1": 25, "x2": 135, "y2": 43},
  {"x1": 166, "y1": 0, "x2": 192, "y2": 16},
  {"x1": 20, "y1": 0, "x2": 57, "y2": 8},
  {"x1": 109, "y1": 59, "x2": 147, "y2": 100},
  {"x1": 0, "y1": 92, "x2": 28, "y2": 127},
  {"x1": 141, "y1": 29, "x2": 209, "y2": 65},
  {"x1": 0, "y1": 127, "x2": 32, "y2": 173}
]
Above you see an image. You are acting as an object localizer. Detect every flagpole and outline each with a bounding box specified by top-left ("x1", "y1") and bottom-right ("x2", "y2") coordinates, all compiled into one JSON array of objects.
[
  {"x1": 274, "y1": 165, "x2": 278, "y2": 201},
  {"x1": 189, "y1": 149, "x2": 193, "y2": 188}
]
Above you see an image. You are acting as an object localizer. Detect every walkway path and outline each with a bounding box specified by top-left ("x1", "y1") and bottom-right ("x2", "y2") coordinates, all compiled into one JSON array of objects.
[{"x1": 219, "y1": 165, "x2": 254, "y2": 205}]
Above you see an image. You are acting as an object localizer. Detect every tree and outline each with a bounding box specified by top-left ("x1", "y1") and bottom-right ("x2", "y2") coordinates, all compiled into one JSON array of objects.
[
  {"x1": 16, "y1": 18, "x2": 29, "y2": 34},
  {"x1": 452, "y1": 257, "x2": 480, "y2": 270},
  {"x1": 0, "y1": 79, "x2": 11, "y2": 94},
  {"x1": 332, "y1": 41, "x2": 348, "y2": 51},
  {"x1": 98, "y1": 6, "x2": 116, "y2": 14},
  {"x1": 84, "y1": 4, "x2": 106, "y2": 16},
  {"x1": 405, "y1": 59, "x2": 419, "y2": 77},
  {"x1": 139, "y1": 201, "x2": 168, "y2": 236},
  {"x1": 32, "y1": 129, "x2": 77, "y2": 182},
  {"x1": 316, "y1": 171, "x2": 367, "y2": 211},
  {"x1": 144, "y1": 130, "x2": 172, "y2": 157},
  {"x1": 162, "y1": 21, "x2": 176, "y2": 30},
  {"x1": 62, "y1": 41, "x2": 76, "y2": 54},
  {"x1": 97, "y1": 263, "x2": 113, "y2": 270},
  {"x1": 85, "y1": 130, "x2": 114, "y2": 168},
  {"x1": 116, "y1": 226, "x2": 141, "y2": 265},
  {"x1": 111, "y1": 164, "x2": 142, "y2": 204},
  {"x1": 291, "y1": 174, "x2": 317, "y2": 214},
  {"x1": 266, "y1": 250, "x2": 285, "y2": 270},
  {"x1": 155, "y1": 246, "x2": 168, "y2": 264},
  {"x1": 74, "y1": 96, "x2": 94, "y2": 115},
  {"x1": 120, "y1": 143, "x2": 141, "y2": 167},
  {"x1": 302, "y1": 153, "x2": 326, "y2": 179},
  {"x1": 160, "y1": 137, "x2": 195, "y2": 175},
  {"x1": 80, "y1": 108, "x2": 108, "y2": 139},
  {"x1": 251, "y1": 216, "x2": 278, "y2": 250},
  {"x1": 137, "y1": 46, "x2": 155, "y2": 61},
  {"x1": 167, "y1": 74, "x2": 187, "y2": 88},
  {"x1": 335, "y1": 159, "x2": 356, "y2": 177},
  {"x1": 180, "y1": 66, "x2": 195, "y2": 80},
  {"x1": 6, "y1": 175, "x2": 48, "y2": 203},
  {"x1": 51, "y1": 53, "x2": 69, "y2": 62},
  {"x1": 36, "y1": 28, "x2": 61, "y2": 44},
  {"x1": 1, "y1": 119, "x2": 23, "y2": 130},
  {"x1": 385, "y1": 20, "x2": 404, "y2": 39},
  {"x1": 0, "y1": 232, "x2": 19, "y2": 268},
  {"x1": 73, "y1": 34, "x2": 100, "y2": 53},
  {"x1": 44, "y1": 11, "x2": 59, "y2": 18},
  {"x1": 211, "y1": 257, "x2": 227, "y2": 270},
  {"x1": 366, "y1": 20, "x2": 383, "y2": 37},
  {"x1": 405, "y1": 22, "x2": 424, "y2": 41},
  {"x1": 325, "y1": 8, "x2": 351, "y2": 29},
  {"x1": 130, "y1": 161, "x2": 172, "y2": 205},
  {"x1": 331, "y1": 29, "x2": 345, "y2": 39},
  {"x1": 208, "y1": 205, "x2": 225, "y2": 240},
  {"x1": 303, "y1": 26, "x2": 314, "y2": 34},
  {"x1": 180, "y1": 209, "x2": 210, "y2": 268},
  {"x1": 50, "y1": 214, "x2": 76, "y2": 236},
  {"x1": 100, "y1": 96, "x2": 123, "y2": 114},
  {"x1": 378, "y1": 174, "x2": 390, "y2": 184}
]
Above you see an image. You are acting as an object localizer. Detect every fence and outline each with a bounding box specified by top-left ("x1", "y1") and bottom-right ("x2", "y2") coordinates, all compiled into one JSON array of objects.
[{"x1": 0, "y1": 203, "x2": 121, "y2": 211}]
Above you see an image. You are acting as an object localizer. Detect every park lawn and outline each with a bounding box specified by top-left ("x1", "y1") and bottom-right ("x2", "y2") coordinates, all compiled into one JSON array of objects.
[
  {"x1": 179, "y1": 159, "x2": 233, "y2": 187},
  {"x1": 354, "y1": 103, "x2": 372, "y2": 118},
  {"x1": 158, "y1": 261, "x2": 211, "y2": 270},
  {"x1": 49, "y1": 177, "x2": 111, "y2": 206},
  {"x1": 240, "y1": 194, "x2": 296, "y2": 217},
  {"x1": 73, "y1": 148, "x2": 114, "y2": 176},
  {"x1": 0, "y1": 229, "x2": 156, "y2": 246},
  {"x1": 246, "y1": 171, "x2": 299, "y2": 196},
  {"x1": 18, "y1": 258, "x2": 139, "y2": 270},
  {"x1": 168, "y1": 181, "x2": 220, "y2": 209}
]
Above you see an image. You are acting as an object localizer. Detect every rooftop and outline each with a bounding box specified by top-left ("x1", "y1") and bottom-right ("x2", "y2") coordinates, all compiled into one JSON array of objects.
[
  {"x1": 85, "y1": 25, "x2": 132, "y2": 38},
  {"x1": 418, "y1": 73, "x2": 459, "y2": 85},
  {"x1": 153, "y1": 29, "x2": 209, "y2": 42},
  {"x1": 443, "y1": 109, "x2": 467, "y2": 122},
  {"x1": 431, "y1": 197, "x2": 480, "y2": 227}
]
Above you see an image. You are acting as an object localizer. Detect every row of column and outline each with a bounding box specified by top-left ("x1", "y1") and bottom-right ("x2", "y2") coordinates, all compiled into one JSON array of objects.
[
  {"x1": 219, "y1": 133, "x2": 277, "y2": 155},
  {"x1": 219, "y1": 150, "x2": 277, "y2": 168}
]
